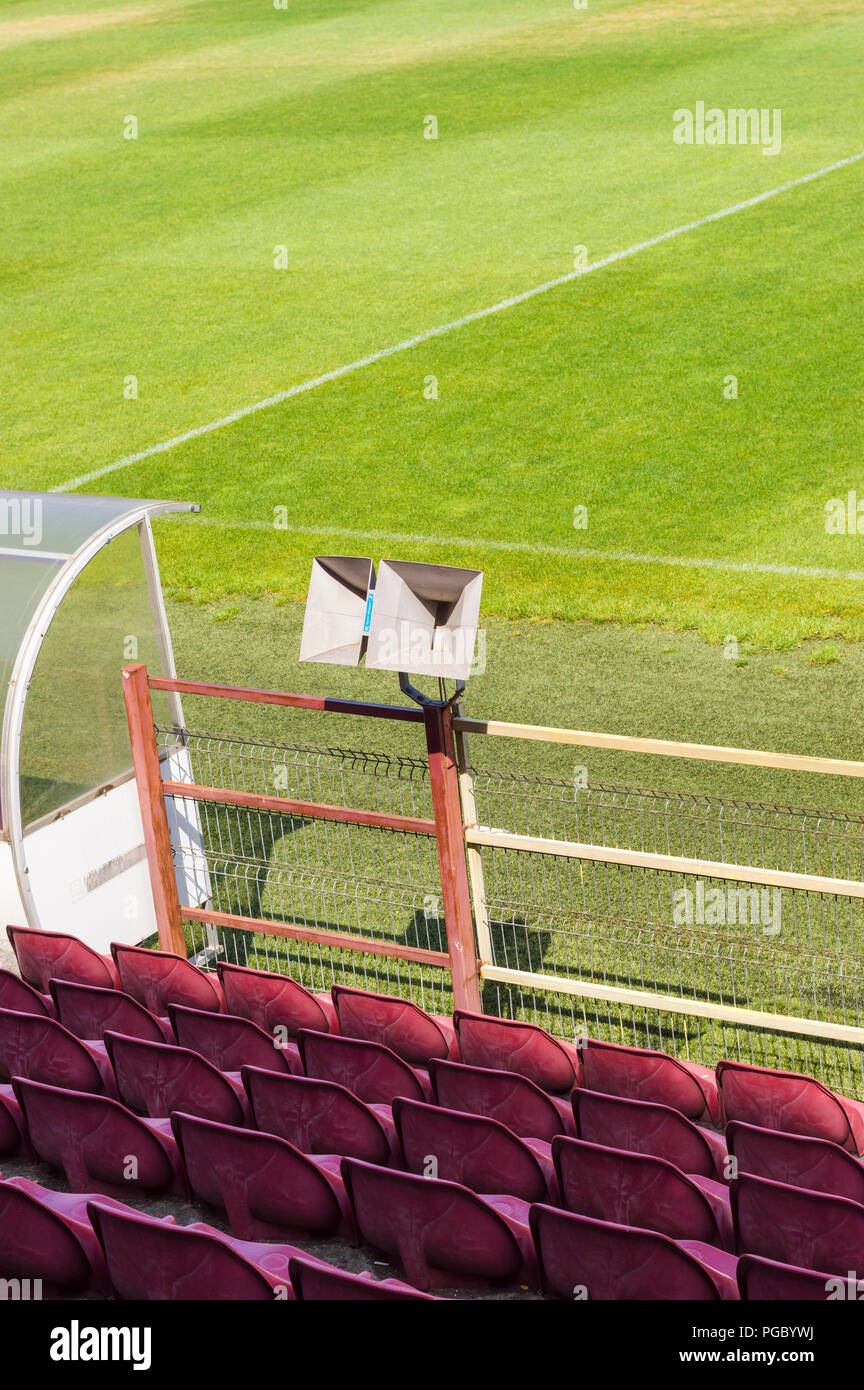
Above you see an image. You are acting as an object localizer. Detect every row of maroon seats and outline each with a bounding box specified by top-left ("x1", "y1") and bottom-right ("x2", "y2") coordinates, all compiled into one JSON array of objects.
[
  {"x1": 7, "y1": 924, "x2": 864, "y2": 1154},
  {"x1": 0, "y1": 1173, "x2": 433, "y2": 1300}
]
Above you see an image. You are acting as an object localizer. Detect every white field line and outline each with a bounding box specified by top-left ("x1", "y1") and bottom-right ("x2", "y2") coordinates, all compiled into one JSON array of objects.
[
  {"x1": 54, "y1": 150, "x2": 864, "y2": 496},
  {"x1": 187, "y1": 516, "x2": 864, "y2": 583}
]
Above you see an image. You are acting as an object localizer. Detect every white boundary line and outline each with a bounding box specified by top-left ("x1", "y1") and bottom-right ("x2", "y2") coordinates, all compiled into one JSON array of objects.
[
  {"x1": 184, "y1": 516, "x2": 864, "y2": 584},
  {"x1": 54, "y1": 150, "x2": 864, "y2": 495}
]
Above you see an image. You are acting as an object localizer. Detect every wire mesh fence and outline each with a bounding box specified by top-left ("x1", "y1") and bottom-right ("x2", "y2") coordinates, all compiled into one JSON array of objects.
[{"x1": 154, "y1": 724, "x2": 864, "y2": 1095}]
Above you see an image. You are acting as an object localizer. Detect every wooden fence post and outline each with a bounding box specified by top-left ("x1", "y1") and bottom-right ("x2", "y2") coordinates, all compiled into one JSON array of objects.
[
  {"x1": 424, "y1": 702, "x2": 482, "y2": 1014},
  {"x1": 122, "y1": 662, "x2": 186, "y2": 955}
]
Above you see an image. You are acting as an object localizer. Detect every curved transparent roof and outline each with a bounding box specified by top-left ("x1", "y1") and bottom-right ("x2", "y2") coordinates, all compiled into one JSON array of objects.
[{"x1": 0, "y1": 491, "x2": 197, "y2": 832}]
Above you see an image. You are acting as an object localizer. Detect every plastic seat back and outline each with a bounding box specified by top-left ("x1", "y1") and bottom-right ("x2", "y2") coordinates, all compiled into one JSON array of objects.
[
  {"x1": 727, "y1": 1119, "x2": 864, "y2": 1203},
  {"x1": 553, "y1": 1135, "x2": 723, "y2": 1245},
  {"x1": 111, "y1": 942, "x2": 222, "y2": 1015},
  {"x1": 453, "y1": 1010, "x2": 580, "y2": 1094},
  {"x1": 737, "y1": 1252, "x2": 860, "y2": 1301},
  {"x1": 718, "y1": 1059, "x2": 857, "y2": 1149},
  {"x1": 342, "y1": 1157, "x2": 524, "y2": 1289},
  {"x1": 430, "y1": 1057, "x2": 569, "y2": 1140},
  {"x1": 0, "y1": 1177, "x2": 95, "y2": 1295},
  {"x1": 394, "y1": 1096, "x2": 548, "y2": 1200},
  {"x1": 88, "y1": 1202, "x2": 277, "y2": 1300},
  {"x1": 51, "y1": 978, "x2": 166, "y2": 1044},
  {"x1": 7, "y1": 924, "x2": 116, "y2": 992},
  {"x1": 530, "y1": 1203, "x2": 721, "y2": 1300},
  {"x1": 0, "y1": 1007, "x2": 107, "y2": 1093},
  {"x1": 580, "y1": 1038, "x2": 713, "y2": 1120},
  {"x1": 298, "y1": 1030, "x2": 426, "y2": 1105},
  {"x1": 218, "y1": 960, "x2": 332, "y2": 1035},
  {"x1": 243, "y1": 1067, "x2": 392, "y2": 1163},
  {"x1": 105, "y1": 1031, "x2": 245, "y2": 1123},
  {"x1": 574, "y1": 1087, "x2": 720, "y2": 1178},
  {"x1": 731, "y1": 1171, "x2": 864, "y2": 1274},
  {"x1": 13, "y1": 1077, "x2": 177, "y2": 1195},
  {"x1": 332, "y1": 985, "x2": 451, "y2": 1064},
  {"x1": 288, "y1": 1257, "x2": 437, "y2": 1301},
  {"x1": 172, "y1": 1111, "x2": 342, "y2": 1239},
  {"x1": 0, "y1": 969, "x2": 52, "y2": 1017},
  {"x1": 169, "y1": 1002, "x2": 291, "y2": 1073}
]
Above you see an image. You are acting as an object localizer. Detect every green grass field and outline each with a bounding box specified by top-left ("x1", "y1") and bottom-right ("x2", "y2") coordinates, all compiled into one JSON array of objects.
[{"x1": 3, "y1": 0, "x2": 864, "y2": 654}]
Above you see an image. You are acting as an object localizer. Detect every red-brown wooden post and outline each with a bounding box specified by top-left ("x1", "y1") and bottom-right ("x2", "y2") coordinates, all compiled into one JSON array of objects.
[
  {"x1": 122, "y1": 662, "x2": 186, "y2": 955},
  {"x1": 424, "y1": 702, "x2": 482, "y2": 1014}
]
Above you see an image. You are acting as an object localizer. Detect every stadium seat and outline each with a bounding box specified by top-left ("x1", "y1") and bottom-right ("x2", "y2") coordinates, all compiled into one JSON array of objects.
[
  {"x1": 87, "y1": 1201, "x2": 308, "y2": 1300},
  {"x1": 529, "y1": 1204, "x2": 739, "y2": 1300},
  {"x1": 731, "y1": 1171, "x2": 864, "y2": 1274},
  {"x1": 331, "y1": 984, "x2": 457, "y2": 1064},
  {"x1": 0, "y1": 1084, "x2": 32, "y2": 1156},
  {"x1": 580, "y1": 1037, "x2": 721, "y2": 1125},
  {"x1": 452, "y1": 1010, "x2": 582, "y2": 1094},
  {"x1": 0, "y1": 1007, "x2": 116, "y2": 1095},
  {"x1": 429, "y1": 1057, "x2": 575, "y2": 1140},
  {"x1": 298, "y1": 1029, "x2": 433, "y2": 1105},
  {"x1": 0, "y1": 967, "x2": 54, "y2": 1017},
  {"x1": 0, "y1": 1176, "x2": 128, "y2": 1298},
  {"x1": 50, "y1": 978, "x2": 171, "y2": 1044},
  {"x1": 288, "y1": 1256, "x2": 439, "y2": 1301},
  {"x1": 573, "y1": 1087, "x2": 728, "y2": 1181},
  {"x1": 243, "y1": 1066, "x2": 400, "y2": 1165},
  {"x1": 737, "y1": 1253, "x2": 863, "y2": 1301},
  {"x1": 217, "y1": 959, "x2": 337, "y2": 1035},
  {"x1": 717, "y1": 1058, "x2": 864, "y2": 1154},
  {"x1": 552, "y1": 1135, "x2": 734, "y2": 1250},
  {"x1": 171, "y1": 1110, "x2": 353, "y2": 1240},
  {"x1": 393, "y1": 1096, "x2": 555, "y2": 1201},
  {"x1": 104, "y1": 1030, "x2": 248, "y2": 1124},
  {"x1": 12, "y1": 1077, "x2": 187, "y2": 1199},
  {"x1": 7, "y1": 924, "x2": 119, "y2": 992},
  {"x1": 727, "y1": 1119, "x2": 864, "y2": 1203},
  {"x1": 341, "y1": 1157, "x2": 538, "y2": 1291},
  {"x1": 111, "y1": 941, "x2": 224, "y2": 1016},
  {"x1": 169, "y1": 1002, "x2": 300, "y2": 1075}
]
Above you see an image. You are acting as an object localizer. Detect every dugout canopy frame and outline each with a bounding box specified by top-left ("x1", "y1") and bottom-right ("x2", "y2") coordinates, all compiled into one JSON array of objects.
[{"x1": 0, "y1": 490, "x2": 198, "y2": 943}]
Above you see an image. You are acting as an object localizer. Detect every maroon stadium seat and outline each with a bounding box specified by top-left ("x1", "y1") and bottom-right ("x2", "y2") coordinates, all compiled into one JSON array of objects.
[
  {"x1": 171, "y1": 1110, "x2": 353, "y2": 1240},
  {"x1": 430, "y1": 1057, "x2": 575, "y2": 1140},
  {"x1": 453, "y1": 1010, "x2": 582, "y2": 1094},
  {"x1": 737, "y1": 1252, "x2": 862, "y2": 1301},
  {"x1": 111, "y1": 941, "x2": 224, "y2": 1016},
  {"x1": 731, "y1": 1171, "x2": 864, "y2": 1275},
  {"x1": 12, "y1": 1077, "x2": 187, "y2": 1199},
  {"x1": 552, "y1": 1135, "x2": 733, "y2": 1250},
  {"x1": 104, "y1": 1030, "x2": 248, "y2": 1124},
  {"x1": 0, "y1": 1007, "x2": 115, "y2": 1095},
  {"x1": 0, "y1": 1176, "x2": 129, "y2": 1297},
  {"x1": 298, "y1": 1029, "x2": 432, "y2": 1105},
  {"x1": 530, "y1": 1204, "x2": 739, "y2": 1300},
  {"x1": 0, "y1": 1083, "x2": 32, "y2": 1156},
  {"x1": 718, "y1": 1058, "x2": 864, "y2": 1154},
  {"x1": 573, "y1": 1087, "x2": 728, "y2": 1181},
  {"x1": 7, "y1": 924, "x2": 119, "y2": 992},
  {"x1": 243, "y1": 1066, "x2": 399, "y2": 1164},
  {"x1": 331, "y1": 984, "x2": 457, "y2": 1064},
  {"x1": 727, "y1": 1119, "x2": 864, "y2": 1203},
  {"x1": 217, "y1": 959, "x2": 337, "y2": 1035},
  {"x1": 288, "y1": 1257, "x2": 439, "y2": 1301},
  {"x1": 580, "y1": 1037, "x2": 721, "y2": 1125},
  {"x1": 50, "y1": 978, "x2": 171, "y2": 1044},
  {"x1": 88, "y1": 1201, "x2": 309, "y2": 1300},
  {"x1": 0, "y1": 968, "x2": 54, "y2": 1018},
  {"x1": 394, "y1": 1096, "x2": 554, "y2": 1201},
  {"x1": 341, "y1": 1157, "x2": 538, "y2": 1291},
  {"x1": 169, "y1": 1002, "x2": 300, "y2": 1075}
]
